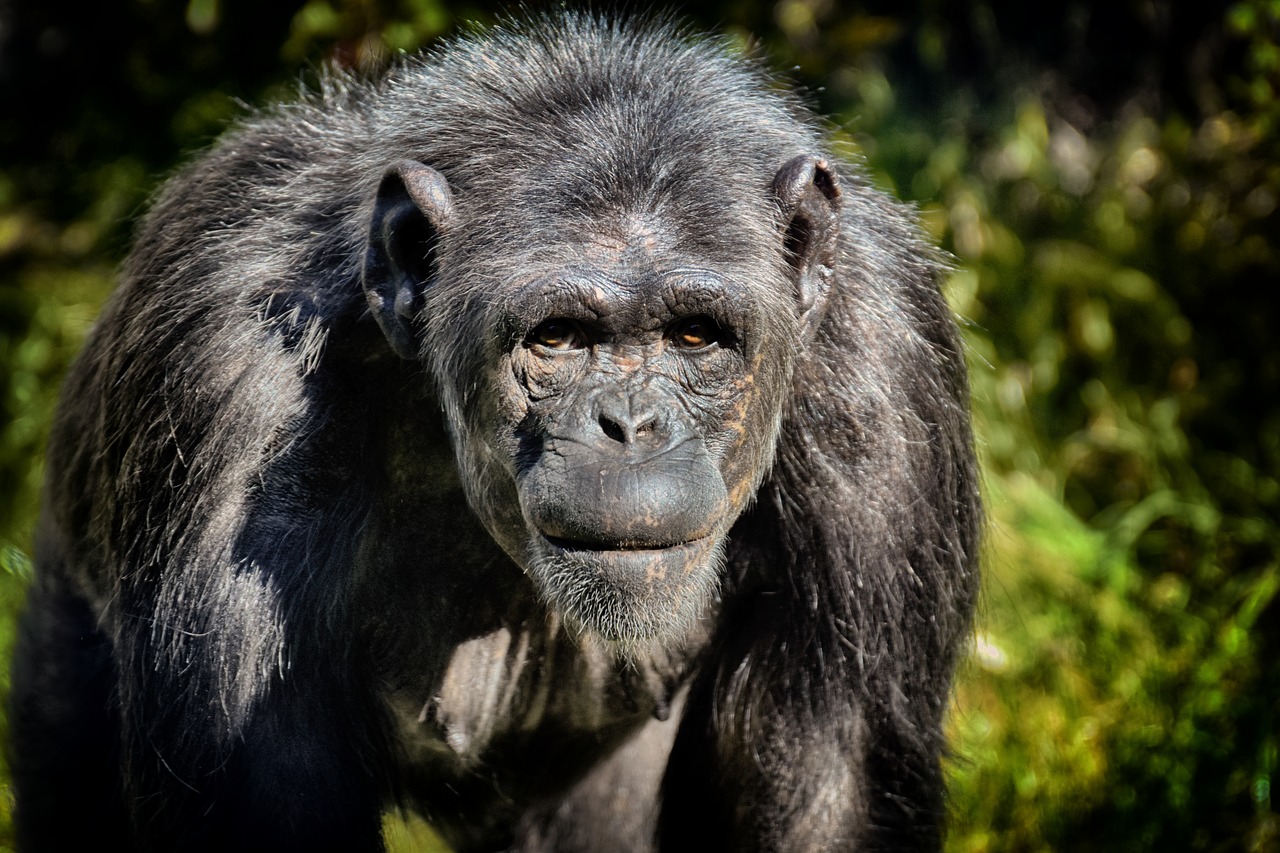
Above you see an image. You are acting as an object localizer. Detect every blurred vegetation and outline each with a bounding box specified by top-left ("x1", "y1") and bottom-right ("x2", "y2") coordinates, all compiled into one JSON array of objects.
[{"x1": 0, "y1": 0, "x2": 1277, "y2": 850}]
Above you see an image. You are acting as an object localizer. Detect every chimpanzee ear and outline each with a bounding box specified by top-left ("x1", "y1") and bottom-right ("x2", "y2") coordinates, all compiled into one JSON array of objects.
[
  {"x1": 773, "y1": 155, "x2": 841, "y2": 340},
  {"x1": 363, "y1": 160, "x2": 455, "y2": 360}
]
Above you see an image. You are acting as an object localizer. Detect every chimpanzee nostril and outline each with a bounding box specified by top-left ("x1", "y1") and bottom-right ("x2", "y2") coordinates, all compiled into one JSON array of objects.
[{"x1": 599, "y1": 414, "x2": 627, "y2": 444}]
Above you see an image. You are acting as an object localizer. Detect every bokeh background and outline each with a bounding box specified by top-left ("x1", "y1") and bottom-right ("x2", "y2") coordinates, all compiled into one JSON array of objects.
[{"x1": 0, "y1": 0, "x2": 1277, "y2": 850}]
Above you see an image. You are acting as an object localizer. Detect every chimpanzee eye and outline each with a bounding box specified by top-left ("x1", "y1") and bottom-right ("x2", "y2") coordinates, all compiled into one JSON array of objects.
[
  {"x1": 528, "y1": 319, "x2": 586, "y2": 350},
  {"x1": 669, "y1": 315, "x2": 722, "y2": 350}
]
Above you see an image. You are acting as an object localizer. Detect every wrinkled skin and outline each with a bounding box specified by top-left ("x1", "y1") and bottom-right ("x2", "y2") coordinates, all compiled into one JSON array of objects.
[{"x1": 8, "y1": 15, "x2": 979, "y2": 853}]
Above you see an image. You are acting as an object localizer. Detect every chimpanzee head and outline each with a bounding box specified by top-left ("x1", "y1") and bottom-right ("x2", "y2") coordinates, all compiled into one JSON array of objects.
[{"x1": 363, "y1": 151, "x2": 840, "y2": 644}]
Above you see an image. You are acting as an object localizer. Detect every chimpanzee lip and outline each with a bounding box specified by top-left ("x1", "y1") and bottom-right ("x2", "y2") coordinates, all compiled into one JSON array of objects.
[{"x1": 541, "y1": 533, "x2": 706, "y2": 555}]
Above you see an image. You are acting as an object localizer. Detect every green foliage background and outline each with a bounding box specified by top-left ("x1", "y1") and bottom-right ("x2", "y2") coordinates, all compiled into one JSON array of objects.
[{"x1": 0, "y1": 0, "x2": 1276, "y2": 850}]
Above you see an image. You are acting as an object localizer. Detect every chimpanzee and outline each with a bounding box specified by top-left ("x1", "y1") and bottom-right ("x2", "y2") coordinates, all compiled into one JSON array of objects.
[{"x1": 8, "y1": 12, "x2": 980, "y2": 853}]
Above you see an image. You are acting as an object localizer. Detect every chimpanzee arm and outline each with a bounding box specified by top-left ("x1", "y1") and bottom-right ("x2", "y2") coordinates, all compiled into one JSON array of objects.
[{"x1": 28, "y1": 134, "x2": 397, "y2": 846}]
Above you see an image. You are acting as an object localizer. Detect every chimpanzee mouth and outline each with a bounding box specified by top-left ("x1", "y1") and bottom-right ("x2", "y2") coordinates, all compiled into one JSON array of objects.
[
  {"x1": 541, "y1": 534, "x2": 706, "y2": 555},
  {"x1": 536, "y1": 534, "x2": 721, "y2": 578}
]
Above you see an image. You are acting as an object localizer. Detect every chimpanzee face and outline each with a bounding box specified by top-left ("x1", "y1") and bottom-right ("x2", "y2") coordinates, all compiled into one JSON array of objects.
[
  {"x1": 365, "y1": 154, "x2": 840, "y2": 643},
  {"x1": 472, "y1": 257, "x2": 791, "y2": 641}
]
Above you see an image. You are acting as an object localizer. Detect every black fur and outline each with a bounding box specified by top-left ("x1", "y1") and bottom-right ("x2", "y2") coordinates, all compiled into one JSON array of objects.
[{"x1": 9, "y1": 14, "x2": 980, "y2": 853}]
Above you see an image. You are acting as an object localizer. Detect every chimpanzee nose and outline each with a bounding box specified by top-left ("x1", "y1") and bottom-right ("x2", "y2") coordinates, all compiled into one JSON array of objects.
[{"x1": 594, "y1": 395, "x2": 668, "y2": 451}]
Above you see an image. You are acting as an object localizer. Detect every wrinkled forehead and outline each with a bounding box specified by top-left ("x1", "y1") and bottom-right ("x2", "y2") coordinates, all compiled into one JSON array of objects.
[
  {"x1": 425, "y1": 231, "x2": 797, "y2": 369},
  {"x1": 423, "y1": 146, "x2": 801, "y2": 359}
]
